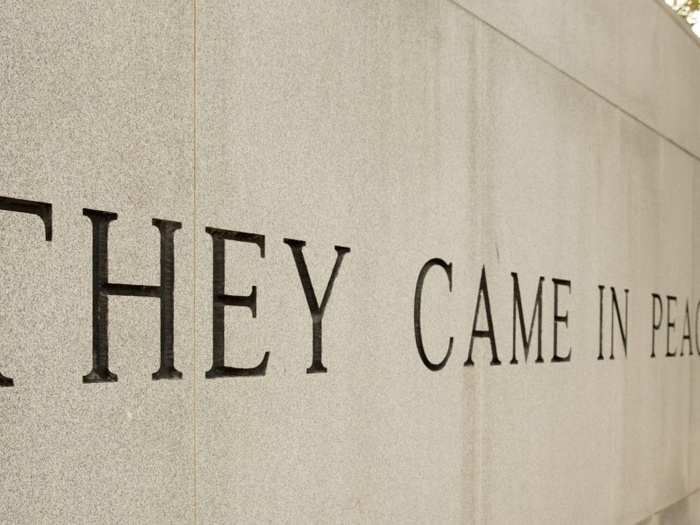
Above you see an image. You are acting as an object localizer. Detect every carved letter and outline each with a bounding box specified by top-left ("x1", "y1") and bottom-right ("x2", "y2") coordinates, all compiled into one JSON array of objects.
[
  {"x1": 681, "y1": 299, "x2": 692, "y2": 356},
  {"x1": 651, "y1": 293, "x2": 663, "y2": 358},
  {"x1": 465, "y1": 266, "x2": 500, "y2": 366},
  {"x1": 551, "y1": 278, "x2": 571, "y2": 363},
  {"x1": 205, "y1": 228, "x2": 268, "y2": 378},
  {"x1": 0, "y1": 196, "x2": 53, "y2": 386},
  {"x1": 284, "y1": 239, "x2": 350, "y2": 374},
  {"x1": 0, "y1": 196, "x2": 52, "y2": 241},
  {"x1": 510, "y1": 273, "x2": 544, "y2": 365},
  {"x1": 414, "y1": 258, "x2": 454, "y2": 371},
  {"x1": 82, "y1": 209, "x2": 181, "y2": 383},
  {"x1": 597, "y1": 285, "x2": 605, "y2": 360},
  {"x1": 610, "y1": 287, "x2": 628, "y2": 359},
  {"x1": 666, "y1": 295, "x2": 677, "y2": 357}
]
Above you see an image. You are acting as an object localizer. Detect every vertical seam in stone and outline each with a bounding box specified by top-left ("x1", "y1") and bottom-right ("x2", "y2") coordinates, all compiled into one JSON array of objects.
[
  {"x1": 192, "y1": 0, "x2": 198, "y2": 522},
  {"x1": 690, "y1": 169, "x2": 697, "y2": 501}
]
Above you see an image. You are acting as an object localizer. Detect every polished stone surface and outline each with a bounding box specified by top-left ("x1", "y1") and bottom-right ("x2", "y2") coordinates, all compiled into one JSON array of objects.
[{"x1": 0, "y1": 1, "x2": 697, "y2": 524}]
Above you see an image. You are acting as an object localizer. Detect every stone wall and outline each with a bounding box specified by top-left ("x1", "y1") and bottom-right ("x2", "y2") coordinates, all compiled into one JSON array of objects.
[{"x1": 0, "y1": 1, "x2": 698, "y2": 523}]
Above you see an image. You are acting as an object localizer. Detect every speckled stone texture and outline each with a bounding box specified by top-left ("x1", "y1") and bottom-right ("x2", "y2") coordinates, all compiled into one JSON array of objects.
[
  {"x1": 0, "y1": 1, "x2": 698, "y2": 524},
  {"x1": 0, "y1": 2, "x2": 194, "y2": 524}
]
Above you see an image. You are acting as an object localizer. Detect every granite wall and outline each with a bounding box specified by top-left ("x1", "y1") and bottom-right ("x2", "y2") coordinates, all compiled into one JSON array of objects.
[{"x1": 0, "y1": 1, "x2": 698, "y2": 523}]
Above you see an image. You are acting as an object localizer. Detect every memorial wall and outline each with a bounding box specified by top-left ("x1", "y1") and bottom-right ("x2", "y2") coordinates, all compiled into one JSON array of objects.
[{"x1": 1, "y1": 1, "x2": 699, "y2": 523}]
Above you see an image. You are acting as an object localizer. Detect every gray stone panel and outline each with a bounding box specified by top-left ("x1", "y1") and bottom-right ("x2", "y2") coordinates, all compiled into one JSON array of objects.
[
  {"x1": 0, "y1": 2, "x2": 194, "y2": 524},
  {"x1": 453, "y1": 0, "x2": 700, "y2": 160},
  {"x1": 0, "y1": 1, "x2": 697, "y2": 524}
]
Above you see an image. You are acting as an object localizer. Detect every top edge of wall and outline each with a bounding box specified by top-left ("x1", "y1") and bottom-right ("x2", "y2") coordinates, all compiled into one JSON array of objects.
[
  {"x1": 653, "y1": 0, "x2": 700, "y2": 50},
  {"x1": 450, "y1": 0, "x2": 700, "y2": 163}
]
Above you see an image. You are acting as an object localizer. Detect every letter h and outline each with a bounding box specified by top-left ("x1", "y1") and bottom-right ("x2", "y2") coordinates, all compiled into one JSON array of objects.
[{"x1": 82, "y1": 209, "x2": 181, "y2": 383}]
